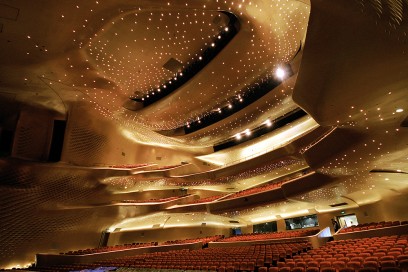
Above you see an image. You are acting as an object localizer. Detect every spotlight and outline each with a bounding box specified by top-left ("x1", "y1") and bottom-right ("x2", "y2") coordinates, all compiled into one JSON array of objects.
[
  {"x1": 275, "y1": 67, "x2": 285, "y2": 80},
  {"x1": 245, "y1": 129, "x2": 251, "y2": 136},
  {"x1": 235, "y1": 133, "x2": 242, "y2": 140}
]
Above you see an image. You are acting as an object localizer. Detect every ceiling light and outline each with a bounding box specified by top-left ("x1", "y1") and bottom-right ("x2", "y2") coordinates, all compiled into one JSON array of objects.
[
  {"x1": 265, "y1": 119, "x2": 272, "y2": 127},
  {"x1": 235, "y1": 133, "x2": 242, "y2": 140},
  {"x1": 275, "y1": 67, "x2": 285, "y2": 80},
  {"x1": 396, "y1": 108, "x2": 404, "y2": 113},
  {"x1": 245, "y1": 129, "x2": 251, "y2": 136}
]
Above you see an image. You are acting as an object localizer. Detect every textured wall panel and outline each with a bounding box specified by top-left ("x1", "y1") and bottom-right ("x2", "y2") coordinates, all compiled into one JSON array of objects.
[{"x1": 0, "y1": 160, "x2": 122, "y2": 268}]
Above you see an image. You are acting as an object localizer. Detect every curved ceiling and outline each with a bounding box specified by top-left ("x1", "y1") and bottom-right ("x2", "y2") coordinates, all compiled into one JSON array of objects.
[{"x1": 1, "y1": 0, "x2": 408, "y2": 269}]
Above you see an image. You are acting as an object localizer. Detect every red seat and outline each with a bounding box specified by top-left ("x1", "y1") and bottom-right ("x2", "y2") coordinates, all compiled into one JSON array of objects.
[
  {"x1": 380, "y1": 256, "x2": 395, "y2": 262},
  {"x1": 333, "y1": 261, "x2": 347, "y2": 270},
  {"x1": 320, "y1": 261, "x2": 332, "y2": 268},
  {"x1": 381, "y1": 260, "x2": 397, "y2": 268},
  {"x1": 259, "y1": 267, "x2": 268, "y2": 272},
  {"x1": 381, "y1": 267, "x2": 401, "y2": 272},
  {"x1": 307, "y1": 261, "x2": 319, "y2": 268},
  {"x1": 398, "y1": 259, "x2": 408, "y2": 270},
  {"x1": 305, "y1": 267, "x2": 319, "y2": 272},
  {"x1": 357, "y1": 268, "x2": 377, "y2": 272},
  {"x1": 347, "y1": 261, "x2": 362, "y2": 270},
  {"x1": 278, "y1": 267, "x2": 291, "y2": 272},
  {"x1": 339, "y1": 257, "x2": 351, "y2": 263},
  {"x1": 351, "y1": 257, "x2": 364, "y2": 265},
  {"x1": 365, "y1": 257, "x2": 378, "y2": 263},
  {"x1": 362, "y1": 261, "x2": 378, "y2": 269},
  {"x1": 338, "y1": 268, "x2": 355, "y2": 272},
  {"x1": 320, "y1": 268, "x2": 336, "y2": 272},
  {"x1": 397, "y1": 255, "x2": 408, "y2": 262},
  {"x1": 295, "y1": 262, "x2": 307, "y2": 268}
]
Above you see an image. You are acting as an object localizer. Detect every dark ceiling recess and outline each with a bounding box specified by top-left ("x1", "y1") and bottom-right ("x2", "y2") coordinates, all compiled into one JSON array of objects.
[
  {"x1": 183, "y1": 65, "x2": 294, "y2": 134},
  {"x1": 130, "y1": 11, "x2": 240, "y2": 107},
  {"x1": 370, "y1": 169, "x2": 408, "y2": 174},
  {"x1": 163, "y1": 58, "x2": 183, "y2": 73},
  {"x1": 213, "y1": 107, "x2": 307, "y2": 151},
  {"x1": 329, "y1": 202, "x2": 348, "y2": 207},
  {"x1": 401, "y1": 115, "x2": 408, "y2": 127}
]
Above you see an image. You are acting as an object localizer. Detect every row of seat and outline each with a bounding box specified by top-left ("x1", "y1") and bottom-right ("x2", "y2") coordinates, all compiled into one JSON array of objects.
[
  {"x1": 221, "y1": 181, "x2": 284, "y2": 201},
  {"x1": 87, "y1": 241, "x2": 310, "y2": 270},
  {"x1": 31, "y1": 234, "x2": 408, "y2": 272},
  {"x1": 339, "y1": 221, "x2": 408, "y2": 233},
  {"x1": 108, "y1": 164, "x2": 149, "y2": 168},
  {"x1": 162, "y1": 235, "x2": 224, "y2": 245},
  {"x1": 60, "y1": 242, "x2": 158, "y2": 255},
  {"x1": 119, "y1": 196, "x2": 181, "y2": 203},
  {"x1": 218, "y1": 229, "x2": 319, "y2": 242},
  {"x1": 269, "y1": 235, "x2": 408, "y2": 272},
  {"x1": 60, "y1": 235, "x2": 223, "y2": 256},
  {"x1": 190, "y1": 195, "x2": 225, "y2": 204}
]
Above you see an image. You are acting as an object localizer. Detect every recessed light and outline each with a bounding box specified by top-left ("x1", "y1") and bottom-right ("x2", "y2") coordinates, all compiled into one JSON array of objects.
[
  {"x1": 396, "y1": 108, "x2": 404, "y2": 113},
  {"x1": 275, "y1": 67, "x2": 285, "y2": 80}
]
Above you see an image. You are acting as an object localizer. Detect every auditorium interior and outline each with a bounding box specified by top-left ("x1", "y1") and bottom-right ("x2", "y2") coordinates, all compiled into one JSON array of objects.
[{"x1": 0, "y1": 0, "x2": 408, "y2": 271}]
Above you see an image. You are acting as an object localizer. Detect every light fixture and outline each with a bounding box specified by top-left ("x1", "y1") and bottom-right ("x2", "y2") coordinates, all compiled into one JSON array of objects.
[
  {"x1": 275, "y1": 67, "x2": 285, "y2": 80},
  {"x1": 265, "y1": 119, "x2": 272, "y2": 127},
  {"x1": 235, "y1": 133, "x2": 242, "y2": 140},
  {"x1": 396, "y1": 108, "x2": 404, "y2": 113},
  {"x1": 245, "y1": 129, "x2": 251, "y2": 136}
]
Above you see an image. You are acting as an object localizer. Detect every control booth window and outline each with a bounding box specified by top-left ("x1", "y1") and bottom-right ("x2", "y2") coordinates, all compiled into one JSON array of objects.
[
  {"x1": 253, "y1": 221, "x2": 277, "y2": 233},
  {"x1": 285, "y1": 214, "x2": 319, "y2": 230}
]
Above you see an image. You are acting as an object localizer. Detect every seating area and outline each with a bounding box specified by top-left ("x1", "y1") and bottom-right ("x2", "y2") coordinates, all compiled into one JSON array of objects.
[
  {"x1": 221, "y1": 181, "x2": 284, "y2": 201},
  {"x1": 22, "y1": 233, "x2": 408, "y2": 272},
  {"x1": 273, "y1": 235, "x2": 408, "y2": 272},
  {"x1": 120, "y1": 196, "x2": 181, "y2": 204},
  {"x1": 90, "y1": 241, "x2": 310, "y2": 270},
  {"x1": 162, "y1": 235, "x2": 224, "y2": 246},
  {"x1": 60, "y1": 242, "x2": 157, "y2": 255},
  {"x1": 153, "y1": 165, "x2": 182, "y2": 170},
  {"x1": 189, "y1": 195, "x2": 225, "y2": 204},
  {"x1": 108, "y1": 164, "x2": 149, "y2": 169},
  {"x1": 339, "y1": 221, "x2": 408, "y2": 233},
  {"x1": 218, "y1": 230, "x2": 320, "y2": 242}
]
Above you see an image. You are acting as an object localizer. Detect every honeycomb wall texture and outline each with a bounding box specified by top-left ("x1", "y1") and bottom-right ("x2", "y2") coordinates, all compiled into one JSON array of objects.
[{"x1": 0, "y1": 160, "x2": 122, "y2": 268}]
